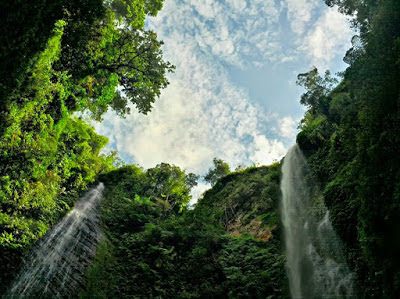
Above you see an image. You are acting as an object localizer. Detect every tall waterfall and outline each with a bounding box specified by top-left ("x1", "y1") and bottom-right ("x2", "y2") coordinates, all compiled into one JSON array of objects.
[
  {"x1": 280, "y1": 145, "x2": 354, "y2": 298},
  {"x1": 8, "y1": 183, "x2": 104, "y2": 297}
]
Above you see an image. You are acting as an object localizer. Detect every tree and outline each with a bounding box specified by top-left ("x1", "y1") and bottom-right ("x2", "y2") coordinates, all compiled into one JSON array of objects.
[
  {"x1": 204, "y1": 158, "x2": 230, "y2": 186},
  {"x1": 296, "y1": 67, "x2": 338, "y2": 111},
  {"x1": 185, "y1": 173, "x2": 200, "y2": 189},
  {"x1": 145, "y1": 163, "x2": 198, "y2": 214},
  {"x1": 324, "y1": 0, "x2": 376, "y2": 30},
  {"x1": 56, "y1": 12, "x2": 174, "y2": 120},
  {"x1": 109, "y1": 0, "x2": 164, "y2": 28}
]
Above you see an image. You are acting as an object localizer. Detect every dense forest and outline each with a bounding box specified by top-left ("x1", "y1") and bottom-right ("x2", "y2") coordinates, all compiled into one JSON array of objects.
[
  {"x1": 297, "y1": 0, "x2": 400, "y2": 296},
  {"x1": 0, "y1": 0, "x2": 171, "y2": 293},
  {"x1": 0, "y1": 0, "x2": 399, "y2": 297},
  {"x1": 81, "y1": 164, "x2": 286, "y2": 297}
]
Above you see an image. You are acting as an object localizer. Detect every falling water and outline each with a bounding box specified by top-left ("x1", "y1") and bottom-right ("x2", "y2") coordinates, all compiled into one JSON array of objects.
[
  {"x1": 280, "y1": 145, "x2": 354, "y2": 298},
  {"x1": 8, "y1": 183, "x2": 104, "y2": 297}
]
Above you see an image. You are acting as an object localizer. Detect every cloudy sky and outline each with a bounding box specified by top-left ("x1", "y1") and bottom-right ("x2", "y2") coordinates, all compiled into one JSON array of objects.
[{"x1": 95, "y1": 0, "x2": 353, "y2": 200}]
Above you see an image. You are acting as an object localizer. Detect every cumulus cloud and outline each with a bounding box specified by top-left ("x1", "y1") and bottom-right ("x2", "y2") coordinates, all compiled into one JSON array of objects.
[
  {"x1": 300, "y1": 8, "x2": 352, "y2": 71},
  {"x1": 279, "y1": 0, "x2": 354, "y2": 70},
  {"x1": 95, "y1": 0, "x2": 290, "y2": 176},
  {"x1": 249, "y1": 134, "x2": 287, "y2": 166},
  {"x1": 285, "y1": 0, "x2": 319, "y2": 36},
  {"x1": 148, "y1": 0, "x2": 282, "y2": 68},
  {"x1": 279, "y1": 116, "x2": 297, "y2": 139},
  {"x1": 98, "y1": 52, "x2": 287, "y2": 175}
]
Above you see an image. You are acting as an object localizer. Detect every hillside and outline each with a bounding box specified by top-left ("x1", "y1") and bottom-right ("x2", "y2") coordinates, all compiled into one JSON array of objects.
[{"x1": 81, "y1": 164, "x2": 287, "y2": 298}]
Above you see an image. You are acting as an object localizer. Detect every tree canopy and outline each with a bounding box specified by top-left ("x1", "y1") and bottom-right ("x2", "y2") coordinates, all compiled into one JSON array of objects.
[
  {"x1": 204, "y1": 158, "x2": 231, "y2": 186},
  {"x1": 0, "y1": 0, "x2": 172, "y2": 121}
]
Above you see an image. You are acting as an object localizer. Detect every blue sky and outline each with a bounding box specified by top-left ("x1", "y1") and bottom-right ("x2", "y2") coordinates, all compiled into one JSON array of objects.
[{"x1": 95, "y1": 0, "x2": 354, "y2": 199}]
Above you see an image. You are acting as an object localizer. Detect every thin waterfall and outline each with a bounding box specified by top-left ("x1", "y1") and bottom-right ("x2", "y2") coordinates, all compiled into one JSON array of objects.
[
  {"x1": 280, "y1": 145, "x2": 354, "y2": 298},
  {"x1": 8, "y1": 183, "x2": 104, "y2": 297}
]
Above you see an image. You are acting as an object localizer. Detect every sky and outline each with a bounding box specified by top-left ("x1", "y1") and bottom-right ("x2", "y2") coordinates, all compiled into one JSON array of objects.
[{"x1": 95, "y1": 0, "x2": 354, "y2": 200}]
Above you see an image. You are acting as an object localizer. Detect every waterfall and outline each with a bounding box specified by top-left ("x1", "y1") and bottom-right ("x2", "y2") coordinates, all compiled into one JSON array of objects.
[
  {"x1": 8, "y1": 183, "x2": 104, "y2": 297},
  {"x1": 280, "y1": 145, "x2": 354, "y2": 298}
]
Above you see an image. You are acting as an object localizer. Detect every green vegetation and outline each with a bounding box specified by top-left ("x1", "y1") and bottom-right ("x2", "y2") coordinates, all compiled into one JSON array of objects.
[
  {"x1": 199, "y1": 164, "x2": 281, "y2": 240},
  {"x1": 204, "y1": 158, "x2": 231, "y2": 186},
  {"x1": 82, "y1": 164, "x2": 286, "y2": 298},
  {"x1": 0, "y1": 21, "x2": 114, "y2": 291},
  {"x1": 0, "y1": 0, "x2": 172, "y2": 292},
  {"x1": 297, "y1": 0, "x2": 400, "y2": 296}
]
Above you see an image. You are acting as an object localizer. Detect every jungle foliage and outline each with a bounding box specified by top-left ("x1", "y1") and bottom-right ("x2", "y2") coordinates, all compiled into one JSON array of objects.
[
  {"x1": 0, "y1": 0, "x2": 171, "y2": 292},
  {"x1": 82, "y1": 164, "x2": 286, "y2": 298},
  {"x1": 297, "y1": 0, "x2": 400, "y2": 296},
  {"x1": 204, "y1": 157, "x2": 231, "y2": 186}
]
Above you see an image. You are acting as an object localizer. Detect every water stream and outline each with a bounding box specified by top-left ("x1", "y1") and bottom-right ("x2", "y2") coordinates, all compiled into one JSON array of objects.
[
  {"x1": 280, "y1": 145, "x2": 354, "y2": 298},
  {"x1": 8, "y1": 183, "x2": 104, "y2": 297}
]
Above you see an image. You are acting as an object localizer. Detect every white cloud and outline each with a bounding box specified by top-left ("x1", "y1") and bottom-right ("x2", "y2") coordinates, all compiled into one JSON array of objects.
[
  {"x1": 278, "y1": 0, "x2": 353, "y2": 70},
  {"x1": 279, "y1": 116, "x2": 297, "y2": 139},
  {"x1": 285, "y1": 0, "x2": 319, "y2": 36},
  {"x1": 300, "y1": 8, "x2": 352, "y2": 71},
  {"x1": 99, "y1": 53, "x2": 287, "y2": 175},
  {"x1": 249, "y1": 134, "x2": 286, "y2": 166},
  {"x1": 226, "y1": 0, "x2": 247, "y2": 11},
  {"x1": 149, "y1": 0, "x2": 282, "y2": 69}
]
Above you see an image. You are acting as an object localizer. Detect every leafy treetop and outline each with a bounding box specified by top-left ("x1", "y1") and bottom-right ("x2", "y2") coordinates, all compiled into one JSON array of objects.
[{"x1": 204, "y1": 158, "x2": 231, "y2": 186}]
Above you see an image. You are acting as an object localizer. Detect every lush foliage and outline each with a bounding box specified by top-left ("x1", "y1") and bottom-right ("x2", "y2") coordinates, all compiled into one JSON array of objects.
[
  {"x1": 55, "y1": 11, "x2": 174, "y2": 120},
  {"x1": 204, "y1": 158, "x2": 231, "y2": 186},
  {"x1": 297, "y1": 0, "x2": 400, "y2": 296},
  {"x1": 0, "y1": 22, "x2": 116, "y2": 291},
  {"x1": 0, "y1": 0, "x2": 172, "y2": 120},
  {"x1": 199, "y1": 164, "x2": 282, "y2": 239},
  {"x1": 0, "y1": 0, "x2": 171, "y2": 293},
  {"x1": 82, "y1": 165, "x2": 286, "y2": 298}
]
